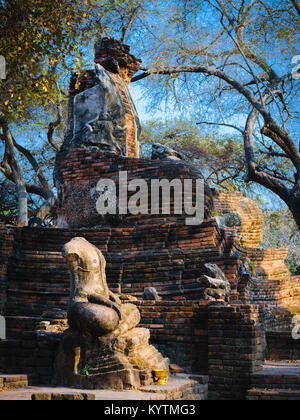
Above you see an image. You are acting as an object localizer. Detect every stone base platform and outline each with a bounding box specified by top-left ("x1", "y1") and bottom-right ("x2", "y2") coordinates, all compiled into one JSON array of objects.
[
  {"x1": 0, "y1": 374, "x2": 208, "y2": 400},
  {"x1": 0, "y1": 375, "x2": 29, "y2": 390},
  {"x1": 54, "y1": 327, "x2": 169, "y2": 390}
]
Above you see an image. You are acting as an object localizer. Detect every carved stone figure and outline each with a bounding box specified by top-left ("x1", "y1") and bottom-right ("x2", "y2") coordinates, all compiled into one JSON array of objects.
[
  {"x1": 54, "y1": 37, "x2": 142, "y2": 187},
  {"x1": 71, "y1": 65, "x2": 127, "y2": 155},
  {"x1": 63, "y1": 237, "x2": 140, "y2": 337},
  {"x1": 143, "y1": 287, "x2": 161, "y2": 301},
  {"x1": 198, "y1": 263, "x2": 231, "y2": 302},
  {"x1": 151, "y1": 143, "x2": 183, "y2": 160},
  {"x1": 219, "y1": 211, "x2": 243, "y2": 229},
  {"x1": 54, "y1": 237, "x2": 169, "y2": 390}
]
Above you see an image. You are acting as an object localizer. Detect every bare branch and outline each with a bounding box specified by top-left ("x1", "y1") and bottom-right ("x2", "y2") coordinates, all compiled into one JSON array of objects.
[
  {"x1": 243, "y1": 107, "x2": 291, "y2": 203},
  {"x1": 0, "y1": 119, "x2": 28, "y2": 225},
  {"x1": 132, "y1": 63, "x2": 300, "y2": 170},
  {"x1": 197, "y1": 121, "x2": 244, "y2": 134},
  {"x1": 291, "y1": 0, "x2": 300, "y2": 16}
]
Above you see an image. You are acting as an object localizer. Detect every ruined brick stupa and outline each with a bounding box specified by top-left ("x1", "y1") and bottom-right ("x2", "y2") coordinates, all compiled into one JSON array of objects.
[
  {"x1": 54, "y1": 37, "x2": 214, "y2": 229},
  {"x1": 0, "y1": 37, "x2": 299, "y2": 401}
]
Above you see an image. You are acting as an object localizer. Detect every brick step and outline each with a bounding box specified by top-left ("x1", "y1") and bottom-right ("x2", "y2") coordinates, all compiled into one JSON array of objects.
[
  {"x1": 0, "y1": 374, "x2": 29, "y2": 390},
  {"x1": 14, "y1": 221, "x2": 220, "y2": 254},
  {"x1": 0, "y1": 375, "x2": 208, "y2": 400},
  {"x1": 251, "y1": 362, "x2": 300, "y2": 391},
  {"x1": 247, "y1": 388, "x2": 300, "y2": 400}
]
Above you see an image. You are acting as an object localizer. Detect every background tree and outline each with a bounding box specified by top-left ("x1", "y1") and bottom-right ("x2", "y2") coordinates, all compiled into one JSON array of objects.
[
  {"x1": 0, "y1": 0, "x2": 129, "y2": 225},
  {"x1": 1, "y1": 0, "x2": 299, "y2": 229},
  {"x1": 261, "y1": 208, "x2": 300, "y2": 274},
  {"x1": 126, "y1": 0, "x2": 300, "y2": 229},
  {"x1": 141, "y1": 119, "x2": 247, "y2": 191}
]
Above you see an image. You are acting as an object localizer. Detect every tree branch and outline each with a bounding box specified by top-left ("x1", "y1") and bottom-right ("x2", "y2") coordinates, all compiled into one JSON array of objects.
[
  {"x1": 0, "y1": 119, "x2": 28, "y2": 225},
  {"x1": 291, "y1": 0, "x2": 300, "y2": 16},
  {"x1": 132, "y1": 63, "x2": 300, "y2": 171},
  {"x1": 243, "y1": 107, "x2": 291, "y2": 203},
  {"x1": 47, "y1": 101, "x2": 62, "y2": 152},
  {"x1": 197, "y1": 121, "x2": 244, "y2": 134}
]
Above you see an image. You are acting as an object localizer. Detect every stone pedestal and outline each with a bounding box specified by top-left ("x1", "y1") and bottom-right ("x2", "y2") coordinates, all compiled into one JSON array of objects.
[{"x1": 54, "y1": 327, "x2": 169, "y2": 390}]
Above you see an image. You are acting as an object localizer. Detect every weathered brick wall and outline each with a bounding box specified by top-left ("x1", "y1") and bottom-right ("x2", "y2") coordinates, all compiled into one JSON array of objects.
[
  {"x1": 214, "y1": 191, "x2": 264, "y2": 248},
  {"x1": 244, "y1": 248, "x2": 291, "y2": 306},
  {"x1": 214, "y1": 192, "x2": 299, "y2": 322},
  {"x1": 247, "y1": 388, "x2": 300, "y2": 400},
  {"x1": 109, "y1": 73, "x2": 139, "y2": 157},
  {"x1": 56, "y1": 149, "x2": 215, "y2": 229},
  {"x1": 247, "y1": 248, "x2": 290, "y2": 284},
  {"x1": 290, "y1": 276, "x2": 300, "y2": 303},
  {"x1": 266, "y1": 331, "x2": 300, "y2": 361},
  {"x1": 0, "y1": 226, "x2": 14, "y2": 315},
  {"x1": 233, "y1": 244, "x2": 298, "y2": 331},
  {"x1": 0, "y1": 331, "x2": 60, "y2": 384},
  {"x1": 214, "y1": 191, "x2": 245, "y2": 214},
  {"x1": 208, "y1": 304, "x2": 263, "y2": 400},
  {"x1": 0, "y1": 223, "x2": 297, "y2": 340},
  {"x1": 1, "y1": 222, "x2": 241, "y2": 338},
  {"x1": 134, "y1": 301, "x2": 209, "y2": 374}
]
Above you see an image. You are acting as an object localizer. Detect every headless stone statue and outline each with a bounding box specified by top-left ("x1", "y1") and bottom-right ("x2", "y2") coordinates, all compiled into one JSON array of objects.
[
  {"x1": 55, "y1": 237, "x2": 168, "y2": 390},
  {"x1": 63, "y1": 237, "x2": 140, "y2": 337}
]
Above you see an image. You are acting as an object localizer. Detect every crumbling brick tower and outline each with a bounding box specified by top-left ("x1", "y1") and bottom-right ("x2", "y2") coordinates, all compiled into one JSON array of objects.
[
  {"x1": 94, "y1": 37, "x2": 142, "y2": 158},
  {"x1": 54, "y1": 37, "x2": 142, "y2": 188}
]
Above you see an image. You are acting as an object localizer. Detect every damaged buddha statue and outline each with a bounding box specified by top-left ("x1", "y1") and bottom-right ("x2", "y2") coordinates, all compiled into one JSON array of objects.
[
  {"x1": 64, "y1": 237, "x2": 140, "y2": 337},
  {"x1": 54, "y1": 237, "x2": 169, "y2": 390}
]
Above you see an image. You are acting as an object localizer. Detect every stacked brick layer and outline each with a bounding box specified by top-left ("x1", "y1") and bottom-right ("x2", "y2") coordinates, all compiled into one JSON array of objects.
[
  {"x1": 56, "y1": 149, "x2": 214, "y2": 228},
  {"x1": 208, "y1": 304, "x2": 263, "y2": 400},
  {"x1": 214, "y1": 191, "x2": 264, "y2": 248},
  {"x1": 0, "y1": 331, "x2": 61, "y2": 384},
  {"x1": 247, "y1": 388, "x2": 300, "y2": 400},
  {"x1": 0, "y1": 374, "x2": 28, "y2": 390},
  {"x1": 247, "y1": 362, "x2": 300, "y2": 400},
  {"x1": 0, "y1": 221, "x2": 241, "y2": 338},
  {"x1": 133, "y1": 301, "x2": 210, "y2": 374},
  {"x1": 0, "y1": 228, "x2": 14, "y2": 314}
]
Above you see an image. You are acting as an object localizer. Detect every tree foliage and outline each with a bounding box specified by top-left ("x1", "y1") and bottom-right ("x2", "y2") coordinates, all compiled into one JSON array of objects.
[
  {"x1": 127, "y1": 0, "x2": 300, "y2": 229},
  {"x1": 1, "y1": 0, "x2": 300, "y2": 228},
  {"x1": 141, "y1": 119, "x2": 247, "y2": 191},
  {"x1": 0, "y1": 0, "x2": 129, "y2": 224},
  {"x1": 261, "y1": 208, "x2": 300, "y2": 274},
  {"x1": 0, "y1": 0, "x2": 130, "y2": 121}
]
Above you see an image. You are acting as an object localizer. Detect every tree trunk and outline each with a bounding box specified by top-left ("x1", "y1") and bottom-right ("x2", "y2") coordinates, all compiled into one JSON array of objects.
[
  {"x1": 290, "y1": 197, "x2": 300, "y2": 231},
  {"x1": 0, "y1": 120, "x2": 28, "y2": 226},
  {"x1": 16, "y1": 182, "x2": 28, "y2": 226}
]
